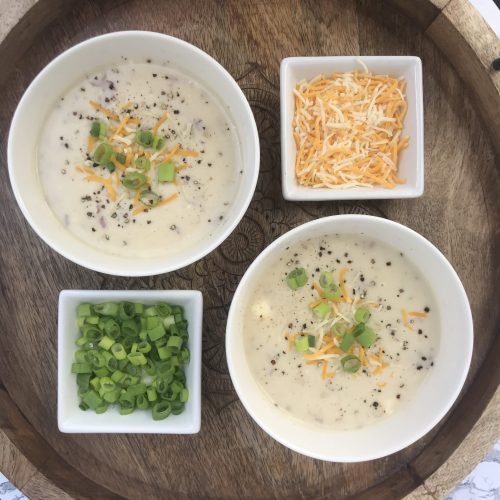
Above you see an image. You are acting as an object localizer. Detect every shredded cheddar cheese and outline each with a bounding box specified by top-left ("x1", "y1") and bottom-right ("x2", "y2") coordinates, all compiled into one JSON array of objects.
[{"x1": 293, "y1": 69, "x2": 409, "y2": 189}]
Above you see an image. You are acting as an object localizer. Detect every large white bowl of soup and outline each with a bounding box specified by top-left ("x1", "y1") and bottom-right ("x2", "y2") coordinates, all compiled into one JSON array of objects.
[
  {"x1": 8, "y1": 31, "x2": 259, "y2": 276},
  {"x1": 226, "y1": 215, "x2": 473, "y2": 462}
]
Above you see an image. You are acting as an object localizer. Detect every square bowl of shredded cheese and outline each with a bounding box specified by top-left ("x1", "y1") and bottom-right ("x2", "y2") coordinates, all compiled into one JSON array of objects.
[{"x1": 280, "y1": 56, "x2": 423, "y2": 200}]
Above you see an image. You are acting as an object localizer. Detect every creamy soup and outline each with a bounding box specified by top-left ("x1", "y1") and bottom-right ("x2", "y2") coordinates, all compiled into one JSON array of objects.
[
  {"x1": 37, "y1": 59, "x2": 241, "y2": 258},
  {"x1": 243, "y1": 234, "x2": 439, "y2": 430}
]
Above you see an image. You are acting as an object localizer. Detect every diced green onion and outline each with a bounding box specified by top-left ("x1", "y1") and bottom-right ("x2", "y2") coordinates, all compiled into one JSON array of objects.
[
  {"x1": 110, "y1": 370, "x2": 125, "y2": 383},
  {"x1": 111, "y1": 343, "x2": 126, "y2": 360},
  {"x1": 94, "y1": 302, "x2": 118, "y2": 316},
  {"x1": 157, "y1": 162, "x2": 176, "y2": 183},
  {"x1": 163, "y1": 315, "x2": 175, "y2": 328},
  {"x1": 90, "y1": 121, "x2": 107, "y2": 139},
  {"x1": 115, "y1": 152, "x2": 126, "y2": 164},
  {"x1": 127, "y1": 352, "x2": 147, "y2": 366},
  {"x1": 90, "y1": 122, "x2": 100, "y2": 138},
  {"x1": 90, "y1": 377, "x2": 100, "y2": 391},
  {"x1": 73, "y1": 300, "x2": 189, "y2": 420},
  {"x1": 82, "y1": 390, "x2": 103, "y2": 411},
  {"x1": 139, "y1": 190, "x2": 160, "y2": 208},
  {"x1": 319, "y1": 271, "x2": 335, "y2": 290},
  {"x1": 121, "y1": 172, "x2": 147, "y2": 190},
  {"x1": 147, "y1": 323, "x2": 166, "y2": 342},
  {"x1": 313, "y1": 302, "x2": 330, "y2": 318},
  {"x1": 171, "y1": 402, "x2": 185, "y2": 415},
  {"x1": 354, "y1": 307, "x2": 371, "y2": 324},
  {"x1": 147, "y1": 387, "x2": 157, "y2": 402},
  {"x1": 341, "y1": 355, "x2": 361, "y2": 373},
  {"x1": 103, "y1": 318, "x2": 120, "y2": 339},
  {"x1": 340, "y1": 333, "x2": 355, "y2": 352},
  {"x1": 135, "y1": 129, "x2": 154, "y2": 148},
  {"x1": 137, "y1": 341, "x2": 151, "y2": 353},
  {"x1": 77, "y1": 303, "x2": 92, "y2": 317},
  {"x1": 98, "y1": 335, "x2": 115, "y2": 351},
  {"x1": 286, "y1": 268, "x2": 308, "y2": 290},
  {"x1": 355, "y1": 327, "x2": 377, "y2": 348},
  {"x1": 94, "y1": 367, "x2": 109, "y2": 378},
  {"x1": 152, "y1": 135, "x2": 165, "y2": 151},
  {"x1": 71, "y1": 363, "x2": 92, "y2": 374},
  {"x1": 93, "y1": 143, "x2": 113, "y2": 165},
  {"x1": 323, "y1": 285, "x2": 341, "y2": 301},
  {"x1": 76, "y1": 373, "x2": 91, "y2": 390},
  {"x1": 180, "y1": 388, "x2": 189, "y2": 403},
  {"x1": 166, "y1": 336, "x2": 183, "y2": 352},
  {"x1": 295, "y1": 335, "x2": 315, "y2": 353},
  {"x1": 152, "y1": 401, "x2": 171, "y2": 420},
  {"x1": 136, "y1": 394, "x2": 149, "y2": 409},
  {"x1": 352, "y1": 323, "x2": 365, "y2": 337},
  {"x1": 135, "y1": 155, "x2": 151, "y2": 171},
  {"x1": 119, "y1": 302, "x2": 135, "y2": 320},
  {"x1": 102, "y1": 389, "x2": 120, "y2": 403}
]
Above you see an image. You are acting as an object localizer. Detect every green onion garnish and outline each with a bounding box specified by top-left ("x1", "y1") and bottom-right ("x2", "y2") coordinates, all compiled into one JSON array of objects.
[
  {"x1": 323, "y1": 284, "x2": 341, "y2": 301},
  {"x1": 135, "y1": 130, "x2": 154, "y2": 148},
  {"x1": 157, "y1": 162, "x2": 176, "y2": 183},
  {"x1": 341, "y1": 355, "x2": 361, "y2": 373},
  {"x1": 312, "y1": 302, "x2": 330, "y2": 318},
  {"x1": 135, "y1": 155, "x2": 151, "y2": 171},
  {"x1": 340, "y1": 333, "x2": 355, "y2": 352},
  {"x1": 354, "y1": 327, "x2": 377, "y2": 348},
  {"x1": 73, "y1": 301, "x2": 189, "y2": 419},
  {"x1": 93, "y1": 143, "x2": 113, "y2": 165},
  {"x1": 319, "y1": 271, "x2": 335, "y2": 289},
  {"x1": 152, "y1": 135, "x2": 166, "y2": 151},
  {"x1": 139, "y1": 190, "x2": 160, "y2": 208},
  {"x1": 121, "y1": 172, "x2": 147, "y2": 190},
  {"x1": 295, "y1": 335, "x2": 315, "y2": 353},
  {"x1": 115, "y1": 152, "x2": 126, "y2": 164},
  {"x1": 286, "y1": 268, "x2": 308, "y2": 290},
  {"x1": 90, "y1": 121, "x2": 107, "y2": 139},
  {"x1": 354, "y1": 307, "x2": 371, "y2": 323},
  {"x1": 352, "y1": 323, "x2": 365, "y2": 337}
]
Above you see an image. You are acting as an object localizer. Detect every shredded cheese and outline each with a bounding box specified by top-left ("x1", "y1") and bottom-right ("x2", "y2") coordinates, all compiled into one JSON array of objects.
[{"x1": 293, "y1": 71, "x2": 409, "y2": 189}]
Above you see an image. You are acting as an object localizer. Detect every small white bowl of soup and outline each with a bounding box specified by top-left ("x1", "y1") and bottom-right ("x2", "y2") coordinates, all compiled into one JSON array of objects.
[
  {"x1": 8, "y1": 31, "x2": 259, "y2": 276},
  {"x1": 226, "y1": 215, "x2": 472, "y2": 462}
]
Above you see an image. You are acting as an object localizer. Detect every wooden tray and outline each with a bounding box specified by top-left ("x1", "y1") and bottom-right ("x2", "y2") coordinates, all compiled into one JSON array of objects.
[{"x1": 0, "y1": 0, "x2": 499, "y2": 498}]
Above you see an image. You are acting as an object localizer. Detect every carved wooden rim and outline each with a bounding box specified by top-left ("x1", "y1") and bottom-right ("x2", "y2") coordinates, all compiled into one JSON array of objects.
[{"x1": 0, "y1": 0, "x2": 498, "y2": 498}]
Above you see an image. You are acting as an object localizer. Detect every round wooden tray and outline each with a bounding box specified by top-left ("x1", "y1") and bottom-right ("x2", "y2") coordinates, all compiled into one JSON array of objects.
[{"x1": 0, "y1": 0, "x2": 499, "y2": 498}]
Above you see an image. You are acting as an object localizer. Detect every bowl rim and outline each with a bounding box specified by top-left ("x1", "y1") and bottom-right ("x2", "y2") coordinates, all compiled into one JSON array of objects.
[
  {"x1": 226, "y1": 214, "x2": 473, "y2": 461},
  {"x1": 57, "y1": 288, "x2": 203, "y2": 433},
  {"x1": 8, "y1": 30, "x2": 260, "y2": 277},
  {"x1": 279, "y1": 55, "x2": 424, "y2": 201}
]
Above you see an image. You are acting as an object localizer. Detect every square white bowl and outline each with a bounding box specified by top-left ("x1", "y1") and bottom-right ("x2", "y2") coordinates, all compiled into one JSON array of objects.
[
  {"x1": 58, "y1": 290, "x2": 202, "y2": 433},
  {"x1": 280, "y1": 56, "x2": 424, "y2": 200}
]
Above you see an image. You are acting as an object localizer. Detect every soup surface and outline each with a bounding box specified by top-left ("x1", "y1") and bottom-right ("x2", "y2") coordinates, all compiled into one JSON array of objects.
[
  {"x1": 37, "y1": 59, "x2": 241, "y2": 258},
  {"x1": 243, "y1": 233, "x2": 439, "y2": 430}
]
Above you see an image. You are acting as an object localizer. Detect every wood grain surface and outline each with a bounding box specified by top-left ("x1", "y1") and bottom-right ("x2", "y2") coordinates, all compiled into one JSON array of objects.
[{"x1": 0, "y1": 0, "x2": 498, "y2": 498}]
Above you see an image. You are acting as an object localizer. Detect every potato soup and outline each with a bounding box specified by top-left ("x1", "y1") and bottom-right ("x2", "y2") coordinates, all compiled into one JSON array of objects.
[
  {"x1": 243, "y1": 233, "x2": 439, "y2": 430},
  {"x1": 37, "y1": 59, "x2": 242, "y2": 258}
]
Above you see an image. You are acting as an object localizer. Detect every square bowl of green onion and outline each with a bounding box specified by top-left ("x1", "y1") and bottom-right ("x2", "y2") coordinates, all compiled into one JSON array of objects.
[{"x1": 58, "y1": 290, "x2": 202, "y2": 433}]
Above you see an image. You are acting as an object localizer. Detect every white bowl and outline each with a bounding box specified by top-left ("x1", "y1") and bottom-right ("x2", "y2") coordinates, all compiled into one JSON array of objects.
[
  {"x1": 58, "y1": 289, "x2": 202, "y2": 433},
  {"x1": 226, "y1": 215, "x2": 472, "y2": 461},
  {"x1": 8, "y1": 31, "x2": 259, "y2": 276},
  {"x1": 280, "y1": 56, "x2": 424, "y2": 200}
]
